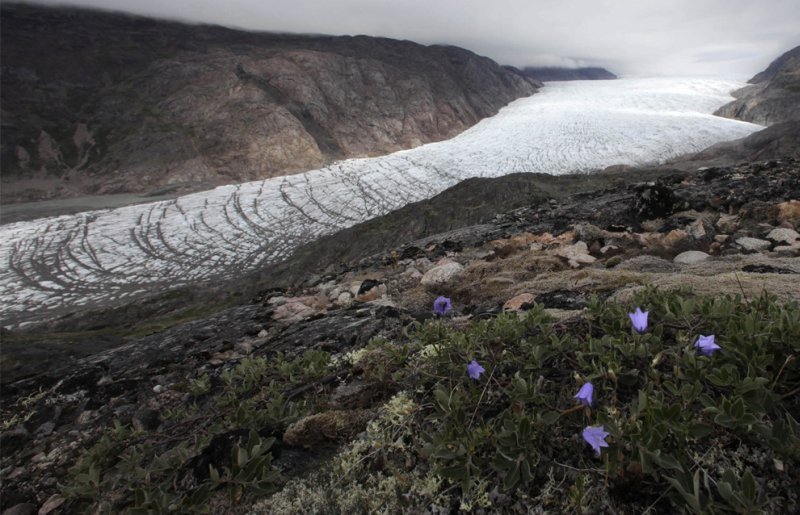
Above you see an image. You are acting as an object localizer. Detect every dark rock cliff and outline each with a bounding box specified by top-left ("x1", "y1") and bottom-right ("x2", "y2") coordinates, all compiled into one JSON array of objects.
[
  {"x1": 0, "y1": 3, "x2": 538, "y2": 202},
  {"x1": 520, "y1": 66, "x2": 617, "y2": 81},
  {"x1": 715, "y1": 45, "x2": 800, "y2": 125}
]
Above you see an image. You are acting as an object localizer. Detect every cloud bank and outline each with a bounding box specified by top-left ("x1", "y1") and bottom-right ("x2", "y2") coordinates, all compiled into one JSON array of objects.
[{"x1": 20, "y1": 0, "x2": 800, "y2": 78}]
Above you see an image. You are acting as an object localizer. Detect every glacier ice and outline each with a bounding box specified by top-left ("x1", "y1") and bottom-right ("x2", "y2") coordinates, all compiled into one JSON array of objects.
[{"x1": 0, "y1": 78, "x2": 763, "y2": 326}]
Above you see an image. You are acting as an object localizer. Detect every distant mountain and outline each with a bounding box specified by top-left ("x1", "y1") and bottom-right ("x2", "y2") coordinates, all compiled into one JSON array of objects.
[
  {"x1": 0, "y1": 3, "x2": 538, "y2": 202},
  {"x1": 715, "y1": 45, "x2": 800, "y2": 125},
  {"x1": 520, "y1": 66, "x2": 617, "y2": 81},
  {"x1": 749, "y1": 45, "x2": 800, "y2": 84}
]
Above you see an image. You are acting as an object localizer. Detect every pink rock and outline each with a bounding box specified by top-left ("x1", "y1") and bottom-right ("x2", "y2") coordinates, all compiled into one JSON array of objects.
[
  {"x1": 272, "y1": 298, "x2": 319, "y2": 322},
  {"x1": 503, "y1": 293, "x2": 535, "y2": 311},
  {"x1": 663, "y1": 229, "x2": 689, "y2": 247},
  {"x1": 777, "y1": 200, "x2": 800, "y2": 224},
  {"x1": 552, "y1": 241, "x2": 597, "y2": 268}
]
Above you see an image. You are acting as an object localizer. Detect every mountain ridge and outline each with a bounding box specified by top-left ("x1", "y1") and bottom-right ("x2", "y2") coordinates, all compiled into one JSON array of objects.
[
  {"x1": 714, "y1": 45, "x2": 800, "y2": 125},
  {"x1": 520, "y1": 66, "x2": 617, "y2": 81},
  {"x1": 0, "y1": 2, "x2": 538, "y2": 203}
]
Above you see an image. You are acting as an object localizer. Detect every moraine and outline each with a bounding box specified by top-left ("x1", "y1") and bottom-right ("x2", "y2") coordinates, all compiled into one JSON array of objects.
[{"x1": 0, "y1": 78, "x2": 763, "y2": 327}]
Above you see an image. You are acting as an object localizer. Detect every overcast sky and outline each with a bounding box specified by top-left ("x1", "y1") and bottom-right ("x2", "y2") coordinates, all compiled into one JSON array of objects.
[{"x1": 19, "y1": 0, "x2": 800, "y2": 78}]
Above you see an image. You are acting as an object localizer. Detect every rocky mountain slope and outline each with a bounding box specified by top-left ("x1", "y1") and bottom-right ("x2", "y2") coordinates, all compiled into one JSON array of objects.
[
  {"x1": 715, "y1": 45, "x2": 800, "y2": 125},
  {"x1": 0, "y1": 3, "x2": 538, "y2": 202},
  {"x1": 520, "y1": 66, "x2": 617, "y2": 81}
]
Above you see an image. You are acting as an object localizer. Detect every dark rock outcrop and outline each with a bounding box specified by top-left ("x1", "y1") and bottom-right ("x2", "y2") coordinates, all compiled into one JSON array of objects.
[
  {"x1": 0, "y1": 3, "x2": 538, "y2": 202},
  {"x1": 667, "y1": 121, "x2": 800, "y2": 167},
  {"x1": 520, "y1": 66, "x2": 616, "y2": 81},
  {"x1": 715, "y1": 45, "x2": 800, "y2": 125}
]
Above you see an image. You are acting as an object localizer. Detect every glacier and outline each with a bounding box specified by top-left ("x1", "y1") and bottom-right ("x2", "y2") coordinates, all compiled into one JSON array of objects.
[{"x1": 0, "y1": 78, "x2": 763, "y2": 327}]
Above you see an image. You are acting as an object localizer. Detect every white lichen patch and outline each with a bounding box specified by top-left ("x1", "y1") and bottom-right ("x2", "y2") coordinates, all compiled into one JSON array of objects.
[{"x1": 250, "y1": 391, "x2": 450, "y2": 514}]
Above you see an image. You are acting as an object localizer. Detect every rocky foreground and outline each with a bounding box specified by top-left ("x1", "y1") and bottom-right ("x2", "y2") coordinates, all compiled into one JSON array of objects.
[{"x1": 1, "y1": 156, "x2": 798, "y2": 513}]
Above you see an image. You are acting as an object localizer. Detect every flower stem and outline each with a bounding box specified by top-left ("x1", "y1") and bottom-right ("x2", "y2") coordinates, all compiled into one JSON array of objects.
[{"x1": 469, "y1": 364, "x2": 496, "y2": 428}]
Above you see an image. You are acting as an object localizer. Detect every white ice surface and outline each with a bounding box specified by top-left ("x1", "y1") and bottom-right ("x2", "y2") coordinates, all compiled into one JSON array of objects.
[{"x1": 0, "y1": 78, "x2": 763, "y2": 325}]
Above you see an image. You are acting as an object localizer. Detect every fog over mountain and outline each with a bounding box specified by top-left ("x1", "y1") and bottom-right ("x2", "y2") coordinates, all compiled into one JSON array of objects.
[{"x1": 20, "y1": 0, "x2": 800, "y2": 77}]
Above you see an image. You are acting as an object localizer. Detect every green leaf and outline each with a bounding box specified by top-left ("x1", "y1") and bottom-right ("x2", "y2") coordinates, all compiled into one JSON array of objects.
[
  {"x1": 645, "y1": 449, "x2": 683, "y2": 472},
  {"x1": 237, "y1": 446, "x2": 248, "y2": 468},
  {"x1": 716, "y1": 479, "x2": 740, "y2": 507},
  {"x1": 688, "y1": 423, "x2": 713, "y2": 438},
  {"x1": 741, "y1": 470, "x2": 757, "y2": 503},
  {"x1": 714, "y1": 413, "x2": 736, "y2": 429},
  {"x1": 638, "y1": 390, "x2": 648, "y2": 413},
  {"x1": 503, "y1": 462, "x2": 521, "y2": 490},
  {"x1": 209, "y1": 465, "x2": 220, "y2": 484},
  {"x1": 439, "y1": 463, "x2": 468, "y2": 481},
  {"x1": 540, "y1": 411, "x2": 560, "y2": 426},
  {"x1": 731, "y1": 398, "x2": 746, "y2": 419},
  {"x1": 665, "y1": 475, "x2": 702, "y2": 514},
  {"x1": 434, "y1": 388, "x2": 452, "y2": 413}
]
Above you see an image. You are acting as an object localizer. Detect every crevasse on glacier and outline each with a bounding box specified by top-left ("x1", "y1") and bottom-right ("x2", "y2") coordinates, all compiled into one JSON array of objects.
[{"x1": 0, "y1": 78, "x2": 762, "y2": 326}]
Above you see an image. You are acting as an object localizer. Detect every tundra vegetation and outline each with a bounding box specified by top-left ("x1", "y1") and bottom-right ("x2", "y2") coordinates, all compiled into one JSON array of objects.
[{"x1": 50, "y1": 287, "x2": 798, "y2": 513}]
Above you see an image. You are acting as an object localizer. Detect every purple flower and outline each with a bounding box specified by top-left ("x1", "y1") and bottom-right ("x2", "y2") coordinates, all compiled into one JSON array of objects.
[
  {"x1": 433, "y1": 296, "x2": 452, "y2": 316},
  {"x1": 629, "y1": 307, "x2": 649, "y2": 334},
  {"x1": 582, "y1": 425, "x2": 610, "y2": 456},
  {"x1": 467, "y1": 359, "x2": 485, "y2": 380},
  {"x1": 574, "y1": 382, "x2": 594, "y2": 407},
  {"x1": 695, "y1": 334, "x2": 721, "y2": 356}
]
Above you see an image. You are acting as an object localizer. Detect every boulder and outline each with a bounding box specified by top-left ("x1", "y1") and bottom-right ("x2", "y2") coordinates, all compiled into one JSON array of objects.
[
  {"x1": 37, "y1": 494, "x2": 65, "y2": 515},
  {"x1": 766, "y1": 227, "x2": 799, "y2": 244},
  {"x1": 552, "y1": 241, "x2": 597, "y2": 268},
  {"x1": 777, "y1": 200, "x2": 800, "y2": 225},
  {"x1": 736, "y1": 237, "x2": 772, "y2": 252},
  {"x1": 773, "y1": 244, "x2": 800, "y2": 255},
  {"x1": 272, "y1": 297, "x2": 321, "y2": 322},
  {"x1": 673, "y1": 251, "x2": 711, "y2": 265},
  {"x1": 355, "y1": 283, "x2": 387, "y2": 302},
  {"x1": 1, "y1": 504, "x2": 37, "y2": 515},
  {"x1": 687, "y1": 219, "x2": 708, "y2": 240},
  {"x1": 420, "y1": 261, "x2": 464, "y2": 286},
  {"x1": 633, "y1": 183, "x2": 675, "y2": 220},
  {"x1": 503, "y1": 293, "x2": 535, "y2": 311},
  {"x1": 283, "y1": 410, "x2": 374, "y2": 448},
  {"x1": 716, "y1": 214, "x2": 739, "y2": 233}
]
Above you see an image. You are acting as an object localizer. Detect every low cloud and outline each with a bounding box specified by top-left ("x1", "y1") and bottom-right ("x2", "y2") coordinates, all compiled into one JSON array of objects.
[
  {"x1": 518, "y1": 55, "x2": 590, "y2": 69},
  {"x1": 21, "y1": 0, "x2": 800, "y2": 78}
]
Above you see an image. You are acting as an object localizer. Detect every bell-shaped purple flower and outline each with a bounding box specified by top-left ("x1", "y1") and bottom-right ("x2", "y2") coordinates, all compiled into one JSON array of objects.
[
  {"x1": 628, "y1": 307, "x2": 649, "y2": 334},
  {"x1": 433, "y1": 296, "x2": 452, "y2": 316},
  {"x1": 695, "y1": 334, "x2": 721, "y2": 356},
  {"x1": 467, "y1": 359, "x2": 485, "y2": 380},
  {"x1": 582, "y1": 425, "x2": 610, "y2": 456},
  {"x1": 574, "y1": 382, "x2": 594, "y2": 407}
]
